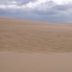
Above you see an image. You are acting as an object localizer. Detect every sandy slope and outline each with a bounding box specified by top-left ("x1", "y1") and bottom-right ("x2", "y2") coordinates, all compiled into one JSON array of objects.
[
  {"x1": 0, "y1": 18, "x2": 72, "y2": 72},
  {"x1": 0, "y1": 18, "x2": 72, "y2": 52}
]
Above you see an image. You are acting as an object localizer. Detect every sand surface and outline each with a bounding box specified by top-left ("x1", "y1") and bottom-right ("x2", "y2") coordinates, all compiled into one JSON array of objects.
[
  {"x1": 0, "y1": 52, "x2": 72, "y2": 72},
  {"x1": 0, "y1": 18, "x2": 72, "y2": 72},
  {"x1": 0, "y1": 18, "x2": 72, "y2": 52}
]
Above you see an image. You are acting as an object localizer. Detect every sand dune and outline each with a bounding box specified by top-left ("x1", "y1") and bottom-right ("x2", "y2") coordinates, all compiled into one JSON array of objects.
[
  {"x1": 0, "y1": 18, "x2": 72, "y2": 52},
  {"x1": 0, "y1": 18, "x2": 72, "y2": 72}
]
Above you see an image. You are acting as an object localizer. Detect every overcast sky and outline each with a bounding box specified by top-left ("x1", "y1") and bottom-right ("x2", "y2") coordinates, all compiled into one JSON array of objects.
[{"x1": 0, "y1": 0, "x2": 72, "y2": 23}]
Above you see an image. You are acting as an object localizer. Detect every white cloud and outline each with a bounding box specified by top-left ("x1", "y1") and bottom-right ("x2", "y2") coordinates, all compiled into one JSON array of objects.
[
  {"x1": 0, "y1": 0, "x2": 72, "y2": 10},
  {"x1": 0, "y1": 0, "x2": 58, "y2": 10},
  {"x1": 53, "y1": 0, "x2": 72, "y2": 4}
]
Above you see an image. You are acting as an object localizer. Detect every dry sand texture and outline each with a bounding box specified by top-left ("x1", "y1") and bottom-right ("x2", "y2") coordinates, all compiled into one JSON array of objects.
[
  {"x1": 0, "y1": 52, "x2": 72, "y2": 72},
  {"x1": 0, "y1": 18, "x2": 72, "y2": 72},
  {"x1": 0, "y1": 18, "x2": 72, "y2": 52}
]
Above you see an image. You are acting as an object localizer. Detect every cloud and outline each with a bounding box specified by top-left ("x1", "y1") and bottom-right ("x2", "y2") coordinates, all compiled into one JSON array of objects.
[{"x1": 0, "y1": 0, "x2": 72, "y2": 23}]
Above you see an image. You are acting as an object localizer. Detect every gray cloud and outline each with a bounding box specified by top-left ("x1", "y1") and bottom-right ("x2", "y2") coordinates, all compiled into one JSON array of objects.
[
  {"x1": 0, "y1": 0, "x2": 72, "y2": 23},
  {"x1": 0, "y1": 0, "x2": 33, "y2": 4}
]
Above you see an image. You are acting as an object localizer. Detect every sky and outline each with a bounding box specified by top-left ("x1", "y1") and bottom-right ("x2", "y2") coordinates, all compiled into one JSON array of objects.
[{"x1": 0, "y1": 0, "x2": 72, "y2": 23}]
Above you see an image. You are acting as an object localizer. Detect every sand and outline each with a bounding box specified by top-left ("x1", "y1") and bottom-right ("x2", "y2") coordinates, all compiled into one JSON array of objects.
[
  {"x1": 0, "y1": 52, "x2": 72, "y2": 72},
  {"x1": 0, "y1": 18, "x2": 72, "y2": 52},
  {"x1": 0, "y1": 18, "x2": 72, "y2": 72}
]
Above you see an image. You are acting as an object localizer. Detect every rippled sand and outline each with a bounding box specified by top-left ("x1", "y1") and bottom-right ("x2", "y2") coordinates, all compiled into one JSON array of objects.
[
  {"x1": 0, "y1": 18, "x2": 72, "y2": 52},
  {"x1": 0, "y1": 18, "x2": 72, "y2": 72}
]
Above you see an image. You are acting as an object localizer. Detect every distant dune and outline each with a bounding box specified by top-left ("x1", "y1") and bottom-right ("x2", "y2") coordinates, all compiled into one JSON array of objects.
[{"x1": 0, "y1": 18, "x2": 72, "y2": 52}]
